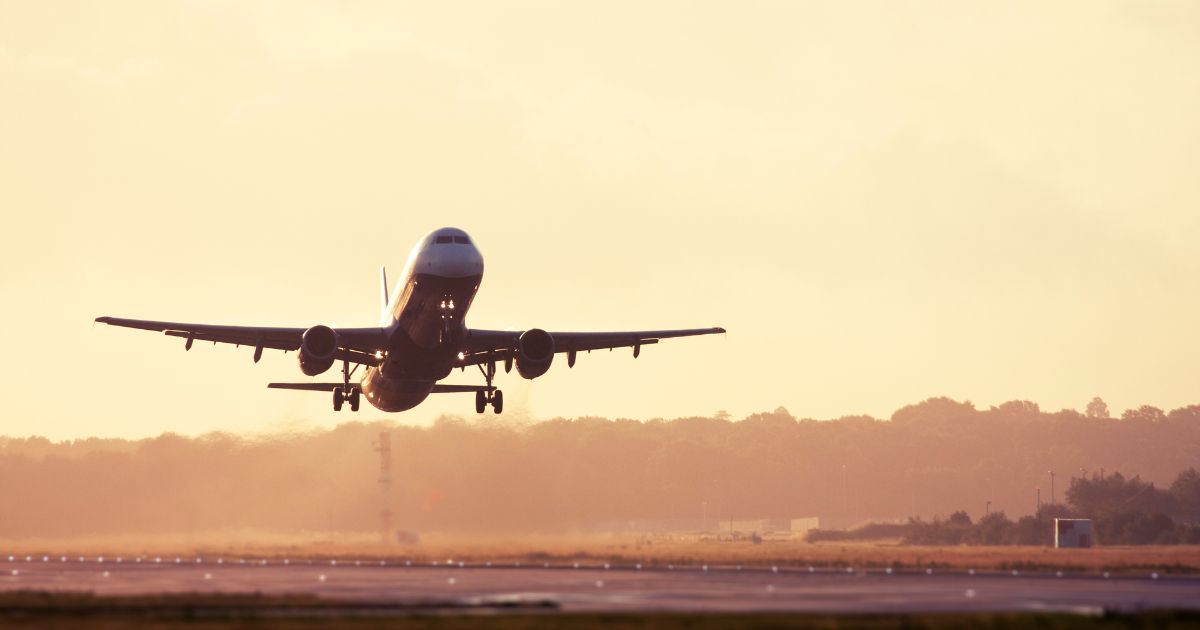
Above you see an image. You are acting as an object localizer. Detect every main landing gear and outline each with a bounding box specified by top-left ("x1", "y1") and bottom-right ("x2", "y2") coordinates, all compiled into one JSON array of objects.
[
  {"x1": 475, "y1": 388, "x2": 503, "y2": 414},
  {"x1": 333, "y1": 359, "x2": 361, "y2": 412},
  {"x1": 475, "y1": 358, "x2": 503, "y2": 414},
  {"x1": 333, "y1": 386, "x2": 360, "y2": 412}
]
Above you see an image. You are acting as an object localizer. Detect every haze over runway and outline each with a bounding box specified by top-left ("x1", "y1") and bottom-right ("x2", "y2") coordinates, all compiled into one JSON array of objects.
[{"x1": 2, "y1": 2, "x2": 1199, "y2": 438}]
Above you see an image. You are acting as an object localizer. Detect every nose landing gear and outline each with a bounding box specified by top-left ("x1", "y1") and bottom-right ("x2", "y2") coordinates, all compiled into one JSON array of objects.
[{"x1": 438, "y1": 296, "x2": 458, "y2": 344}]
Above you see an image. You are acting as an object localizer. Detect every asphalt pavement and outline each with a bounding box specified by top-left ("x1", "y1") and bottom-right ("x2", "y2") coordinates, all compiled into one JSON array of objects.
[{"x1": 2, "y1": 554, "x2": 1197, "y2": 614}]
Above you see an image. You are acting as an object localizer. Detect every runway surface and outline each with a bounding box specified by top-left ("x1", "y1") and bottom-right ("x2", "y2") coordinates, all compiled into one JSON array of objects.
[{"x1": 3, "y1": 555, "x2": 1199, "y2": 614}]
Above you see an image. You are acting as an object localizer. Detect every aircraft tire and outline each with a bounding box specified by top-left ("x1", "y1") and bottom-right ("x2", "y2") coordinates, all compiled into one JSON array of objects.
[
  {"x1": 333, "y1": 387, "x2": 344, "y2": 412},
  {"x1": 475, "y1": 390, "x2": 486, "y2": 414},
  {"x1": 349, "y1": 388, "x2": 360, "y2": 412},
  {"x1": 492, "y1": 389, "x2": 504, "y2": 414}
]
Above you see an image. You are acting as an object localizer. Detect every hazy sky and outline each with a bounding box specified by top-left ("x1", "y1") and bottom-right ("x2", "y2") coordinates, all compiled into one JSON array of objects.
[{"x1": 2, "y1": 1, "x2": 1197, "y2": 439}]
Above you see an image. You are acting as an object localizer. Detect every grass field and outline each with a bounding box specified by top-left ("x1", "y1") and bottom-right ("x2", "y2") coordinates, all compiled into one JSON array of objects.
[{"x1": 4, "y1": 535, "x2": 1199, "y2": 575}]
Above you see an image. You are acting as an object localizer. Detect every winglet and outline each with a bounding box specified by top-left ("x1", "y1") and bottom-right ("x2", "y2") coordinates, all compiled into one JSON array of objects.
[{"x1": 380, "y1": 265, "x2": 390, "y2": 325}]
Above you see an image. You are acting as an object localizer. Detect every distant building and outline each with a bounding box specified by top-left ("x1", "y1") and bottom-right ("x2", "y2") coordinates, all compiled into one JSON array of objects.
[
  {"x1": 729, "y1": 517, "x2": 819, "y2": 535},
  {"x1": 593, "y1": 516, "x2": 820, "y2": 536},
  {"x1": 790, "y1": 517, "x2": 820, "y2": 533},
  {"x1": 1054, "y1": 518, "x2": 1093, "y2": 548}
]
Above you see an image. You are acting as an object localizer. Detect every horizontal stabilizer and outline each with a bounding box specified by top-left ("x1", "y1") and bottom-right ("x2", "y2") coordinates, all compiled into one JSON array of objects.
[
  {"x1": 268, "y1": 383, "x2": 494, "y2": 394},
  {"x1": 431, "y1": 384, "x2": 494, "y2": 394},
  {"x1": 267, "y1": 383, "x2": 341, "y2": 391}
]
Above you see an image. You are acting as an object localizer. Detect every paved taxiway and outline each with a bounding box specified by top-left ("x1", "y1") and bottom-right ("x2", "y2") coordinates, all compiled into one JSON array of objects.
[{"x1": 2, "y1": 555, "x2": 1198, "y2": 614}]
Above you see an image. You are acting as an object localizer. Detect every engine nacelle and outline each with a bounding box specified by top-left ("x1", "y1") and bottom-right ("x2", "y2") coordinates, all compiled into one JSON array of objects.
[
  {"x1": 298, "y1": 325, "x2": 339, "y2": 376},
  {"x1": 515, "y1": 328, "x2": 554, "y2": 379}
]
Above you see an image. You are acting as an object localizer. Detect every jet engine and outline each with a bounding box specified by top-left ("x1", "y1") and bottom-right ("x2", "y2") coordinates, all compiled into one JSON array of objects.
[
  {"x1": 298, "y1": 325, "x2": 339, "y2": 376},
  {"x1": 515, "y1": 328, "x2": 554, "y2": 379}
]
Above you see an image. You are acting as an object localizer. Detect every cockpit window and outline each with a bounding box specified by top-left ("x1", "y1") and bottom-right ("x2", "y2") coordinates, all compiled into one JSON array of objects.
[
  {"x1": 453, "y1": 236, "x2": 471, "y2": 244},
  {"x1": 435, "y1": 236, "x2": 454, "y2": 244}
]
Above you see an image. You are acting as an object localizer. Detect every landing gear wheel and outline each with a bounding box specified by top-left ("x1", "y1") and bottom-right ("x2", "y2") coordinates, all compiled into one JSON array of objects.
[
  {"x1": 475, "y1": 359, "x2": 502, "y2": 414},
  {"x1": 333, "y1": 387, "x2": 344, "y2": 412},
  {"x1": 348, "y1": 388, "x2": 361, "y2": 412}
]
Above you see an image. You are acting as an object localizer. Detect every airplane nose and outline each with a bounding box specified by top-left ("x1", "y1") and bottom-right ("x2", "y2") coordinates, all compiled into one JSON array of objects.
[
  {"x1": 443, "y1": 254, "x2": 483, "y2": 277},
  {"x1": 418, "y1": 245, "x2": 484, "y2": 278}
]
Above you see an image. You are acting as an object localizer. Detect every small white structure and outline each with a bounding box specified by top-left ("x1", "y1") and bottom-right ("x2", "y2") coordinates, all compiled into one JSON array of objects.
[
  {"x1": 727, "y1": 517, "x2": 820, "y2": 535},
  {"x1": 789, "y1": 517, "x2": 820, "y2": 534},
  {"x1": 1054, "y1": 518, "x2": 1094, "y2": 548}
]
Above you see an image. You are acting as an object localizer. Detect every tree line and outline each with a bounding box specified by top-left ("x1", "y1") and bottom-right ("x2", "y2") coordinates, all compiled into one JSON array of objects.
[
  {"x1": 899, "y1": 468, "x2": 1200, "y2": 545},
  {"x1": 0, "y1": 396, "x2": 1197, "y2": 538}
]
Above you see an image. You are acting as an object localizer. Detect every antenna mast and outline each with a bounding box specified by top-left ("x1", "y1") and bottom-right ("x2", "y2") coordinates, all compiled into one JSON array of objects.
[{"x1": 374, "y1": 431, "x2": 393, "y2": 544}]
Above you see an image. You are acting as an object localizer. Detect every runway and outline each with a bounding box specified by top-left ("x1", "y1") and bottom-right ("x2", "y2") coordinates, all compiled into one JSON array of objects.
[{"x1": 3, "y1": 555, "x2": 1198, "y2": 614}]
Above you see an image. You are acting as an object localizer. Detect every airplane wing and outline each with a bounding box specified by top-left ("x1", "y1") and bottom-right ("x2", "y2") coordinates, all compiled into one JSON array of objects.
[
  {"x1": 458, "y1": 327, "x2": 725, "y2": 366},
  {"x1": 94, "y1": 316, "x2": 387, "y2": 366}
]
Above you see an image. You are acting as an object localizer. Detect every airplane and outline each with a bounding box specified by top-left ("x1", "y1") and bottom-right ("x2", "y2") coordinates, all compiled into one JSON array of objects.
[{"x1": 95, "y1": 227, "x2": 725, "y2": 414}]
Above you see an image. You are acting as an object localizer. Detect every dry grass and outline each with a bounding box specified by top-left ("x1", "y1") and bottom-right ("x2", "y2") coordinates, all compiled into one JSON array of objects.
[
  {"x1": 4, "y1": 533, "x2": 1199, "y2": 574},
  {"x1": 356, "y1": 537, "x2": 1200, "y2": 574}
]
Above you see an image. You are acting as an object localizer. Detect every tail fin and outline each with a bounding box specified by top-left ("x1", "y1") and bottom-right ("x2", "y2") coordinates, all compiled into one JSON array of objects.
[{"x1": 380, "y1": 265, "x2": 391, "y2": 325}]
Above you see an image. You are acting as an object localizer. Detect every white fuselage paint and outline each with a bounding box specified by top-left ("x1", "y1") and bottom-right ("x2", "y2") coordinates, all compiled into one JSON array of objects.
[{"x1": 360, "y1": 227, "x2": 485, "y2": 412}]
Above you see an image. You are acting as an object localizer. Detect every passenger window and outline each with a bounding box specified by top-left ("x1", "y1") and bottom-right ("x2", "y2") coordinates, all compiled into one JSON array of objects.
[
  {"x1": 435, "y1": 236, "x2": 453, "y2": 244},
  {"x1": 454, "y1": 236, "x2": 471, "y2": 244}
]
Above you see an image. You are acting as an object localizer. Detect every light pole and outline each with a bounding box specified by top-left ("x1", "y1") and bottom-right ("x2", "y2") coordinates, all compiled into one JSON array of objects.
[
  {"x1": 1049, "y1": 470, "x2": 1056, "y2": 506},
  {"x1": 986, "y1": 500, "x2": 991, "y2": 517},
  {"x1": 841, "y1": 464, "x2": 848, "y2": 520}
]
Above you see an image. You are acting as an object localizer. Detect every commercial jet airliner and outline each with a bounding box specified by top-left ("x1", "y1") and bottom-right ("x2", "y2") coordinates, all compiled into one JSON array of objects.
[{"x1": 95, "y1": 227, "x2": 725, "y2": 414}]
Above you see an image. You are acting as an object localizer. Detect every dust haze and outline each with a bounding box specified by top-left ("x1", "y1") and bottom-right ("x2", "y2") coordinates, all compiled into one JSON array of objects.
[{"x1": 2, "y1": 399, "x2": 1197, "y2": 549}]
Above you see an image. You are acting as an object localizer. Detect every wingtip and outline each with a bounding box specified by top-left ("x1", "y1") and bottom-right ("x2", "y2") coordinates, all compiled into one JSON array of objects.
[{"x1": 95, "y1": 316, "x2": 110, "y2": 324}]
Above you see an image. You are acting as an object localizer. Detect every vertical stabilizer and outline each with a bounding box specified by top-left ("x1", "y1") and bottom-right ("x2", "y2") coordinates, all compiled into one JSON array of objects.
[{"x1": 380, "y1": 265, "x2": 390, "y2": 325}]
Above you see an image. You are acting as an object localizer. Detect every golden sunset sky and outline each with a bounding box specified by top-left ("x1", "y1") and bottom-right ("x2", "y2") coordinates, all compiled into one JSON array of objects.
[{"x1": 2, "y1": 1, "x2": 1197, "y2": 439}]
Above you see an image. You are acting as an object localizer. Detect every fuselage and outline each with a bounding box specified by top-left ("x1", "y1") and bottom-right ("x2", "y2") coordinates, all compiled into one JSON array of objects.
[{"x1": 360, "y1": 227, "x2": 484, "y2": 411}]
